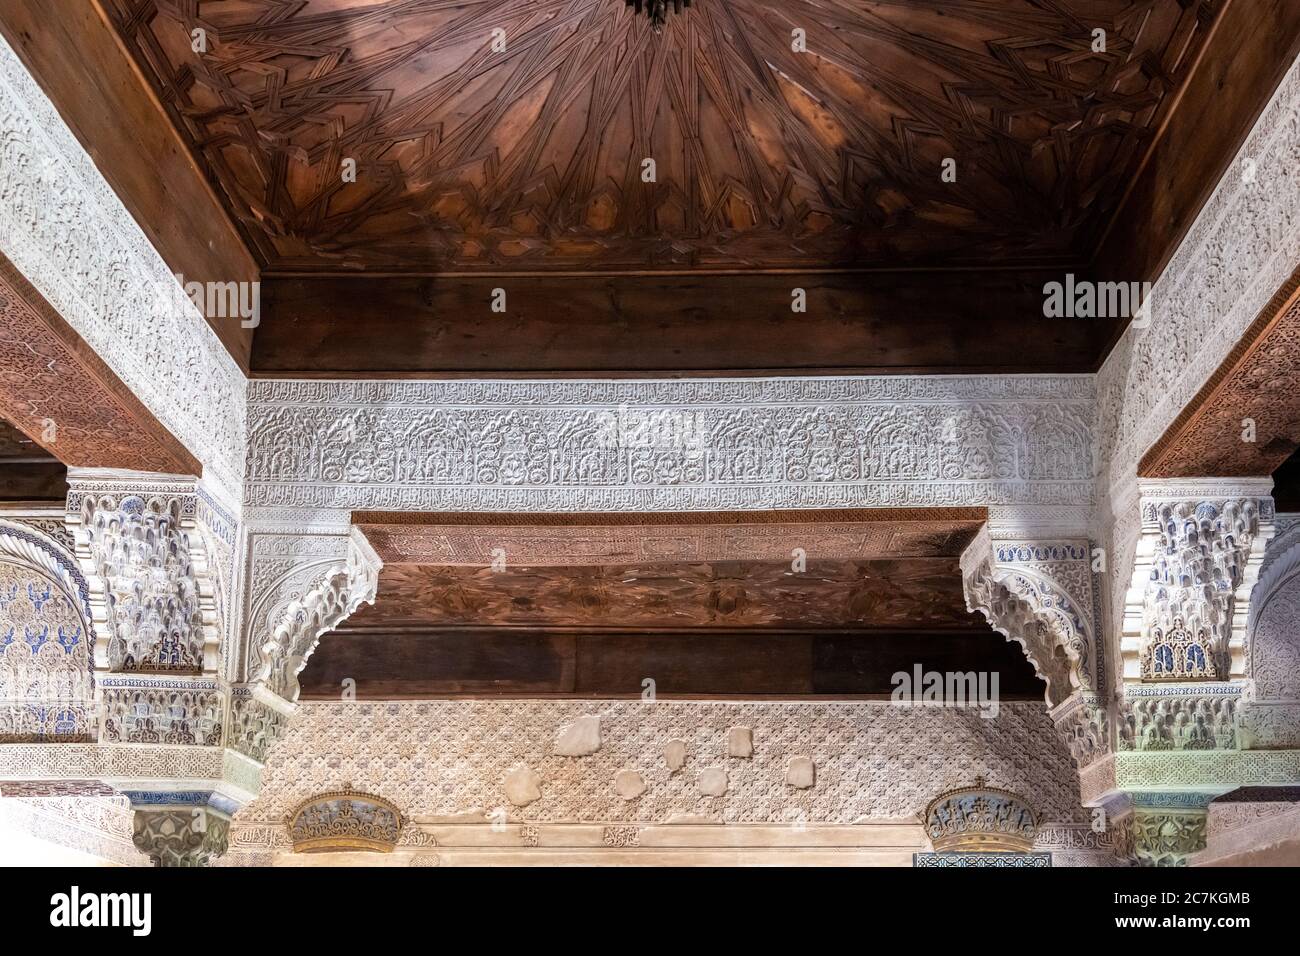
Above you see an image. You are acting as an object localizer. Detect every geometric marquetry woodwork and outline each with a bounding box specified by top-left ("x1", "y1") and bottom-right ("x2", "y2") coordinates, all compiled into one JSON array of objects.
[
  {"x1": 0, "y1": 253, "x2": 200, "y2": 475},
  {"x1": 103, "y1": 0, "x2": 1218, "y2": 273}
]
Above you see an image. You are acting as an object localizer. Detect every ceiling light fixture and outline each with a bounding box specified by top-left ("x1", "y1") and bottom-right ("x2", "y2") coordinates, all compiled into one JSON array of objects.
[{"x1": 626, "y1": 0, "x2": 692, "y2": 34}]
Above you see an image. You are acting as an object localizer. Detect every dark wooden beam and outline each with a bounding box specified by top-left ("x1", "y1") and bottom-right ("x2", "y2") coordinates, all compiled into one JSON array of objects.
[
  {"x1": 299, "y1": 627, "x2": 1044, "y2": 700},
  {"x1": 251, "y1": 270, "x2": 1119, "y2": 375},
  {"x1": 0, "y1": 420, "x2": 65, "y2": 500},
  {"x1": 0, "y1": 463, "x2": 67, "y2": 501},
  {"x1": 0, "y1": 0, "x2": 259, "y2": 369},
  {"x1": 1272, "y1": 449, "x2": 1300, "y2": 512}
]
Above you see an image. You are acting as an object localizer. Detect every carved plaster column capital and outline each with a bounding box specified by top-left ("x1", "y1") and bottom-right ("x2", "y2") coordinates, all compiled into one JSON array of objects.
[
  {"x1": 65, "y1": 470, "x2": 222, "y2": 677},
  {"x1": 131, "y1": 799, "x2": 232, "y2": 867},
  {"x1": 1120, "y1": 478, "x2": 1275, "y2": 683},
  {"x1": 961, "y1": 525, "x2": 1099, "y2": 706}
]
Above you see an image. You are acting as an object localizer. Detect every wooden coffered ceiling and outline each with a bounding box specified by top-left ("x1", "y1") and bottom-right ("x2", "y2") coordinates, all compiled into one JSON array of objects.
[
  {"x1": 5, "y1": 0, "x2": 1300, "y2": 373},
  {"x1": 105, "y1": 0, "x2": 1215, "y2": 273}
]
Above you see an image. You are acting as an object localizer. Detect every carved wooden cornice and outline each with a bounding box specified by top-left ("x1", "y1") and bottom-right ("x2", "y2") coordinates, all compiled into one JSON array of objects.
[
  {"x1": 0, "y1": 256, "x2": 199, "y2": 475},
  {"x1": 1139, "y1": 263, "x2": 1300, "y2": 478}
]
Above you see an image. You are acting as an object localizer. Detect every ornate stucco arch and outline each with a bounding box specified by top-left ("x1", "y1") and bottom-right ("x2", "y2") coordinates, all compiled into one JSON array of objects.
[
  {"x1": 1240, "y1": 520, "x2": 1300, "y2": 749},
  {"x1": 0, "y1": 518, "x2": 96, "y2": 740}
]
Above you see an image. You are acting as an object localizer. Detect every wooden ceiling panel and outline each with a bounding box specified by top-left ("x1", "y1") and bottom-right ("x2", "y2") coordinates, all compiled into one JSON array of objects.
[{"x1": 103, "y1": 0, "x2": 1218, "y2": 274}]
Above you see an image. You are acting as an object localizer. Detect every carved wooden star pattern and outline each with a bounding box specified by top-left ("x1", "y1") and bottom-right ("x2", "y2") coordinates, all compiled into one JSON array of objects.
[{"x1": 105, "y1": 0, "x2": 1215, "y2": 272}]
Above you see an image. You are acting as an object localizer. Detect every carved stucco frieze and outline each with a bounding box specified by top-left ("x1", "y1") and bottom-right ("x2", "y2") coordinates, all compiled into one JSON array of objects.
[
  {"x1": 1198, "y1": 787, "x2": 1300, "y2": 863},
  {"x1": 0, "y1": 795, "x2": 143, "y2": 867},
  {"x1": 97, "y1": 677, "x2": 224, "y2": 747},
  {"x1": 1120, "y1": 481, "x2": 1274, "y2": 684},
  {"x1": 246, "y1": 377, "x2": 1095, "y2": 513},
  {"x1": 1118, "y1": 684, "x2": 1240, "y2": 752}
]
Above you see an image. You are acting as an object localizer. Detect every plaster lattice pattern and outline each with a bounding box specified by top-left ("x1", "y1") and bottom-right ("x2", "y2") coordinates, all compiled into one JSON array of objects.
[
  {"x1": 246, "y1": 378, "x2": 1094, "y2": 512},
  {"x1": 0, "y1": 559, "x2": 92, "y2": 740},
  {"x1": 0, "y1": 34, "x2": 245, "y2": 505},
  {"x1": 1106, "y1": 750, "x2": 1300, "y2": 795},
  {"x1": 238, "y1": 701, "x2": 1089, "y2": 827},
  {"x1": 0, "y1": 742, "x2": 226, "y2": 783}
]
